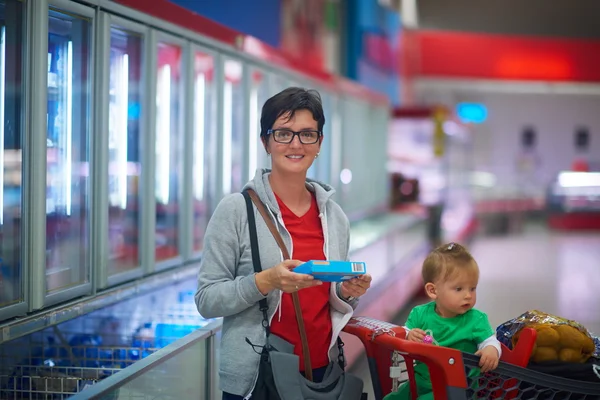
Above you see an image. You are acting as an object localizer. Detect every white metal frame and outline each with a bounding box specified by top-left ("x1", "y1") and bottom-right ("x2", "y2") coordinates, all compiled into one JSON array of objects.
[
  {"x1": 0, "y1": 0, "x2": 30, "y2": 322},
  {"x1": 40, "y1": 0, "x2": 96, "y2": 309},
  {"x1": 24, "y1": 0, "x2": 51, "y2": 314},
  {"x1": 152, "y1": 31, "x2": 188, "y2": 273},
  {"x1": 219, "y1": 56, "x2": 247, "y2": 197},
  {"x1": 96, "y1": 13, "x2": 150, "y2": 289},
  {"x1": 180, "y1": 39, "x2": 193, "y2": 262},
  {"x1": 189, "y1": 43, "x2": 219, "y2": 260},
  {"x1": 247, "y1": 65, "x2": 272, "y2": 179}
]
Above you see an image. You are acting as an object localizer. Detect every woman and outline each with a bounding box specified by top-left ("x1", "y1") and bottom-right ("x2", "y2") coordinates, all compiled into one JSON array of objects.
[{"x1": 195, "y1": 87, "x2": 372, "y2": 399}]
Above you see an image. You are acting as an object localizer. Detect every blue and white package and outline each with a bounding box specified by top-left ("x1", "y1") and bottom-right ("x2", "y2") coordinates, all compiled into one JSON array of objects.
[{"x1": 293, "y1": 260, "x2": 366, "y2": 282}]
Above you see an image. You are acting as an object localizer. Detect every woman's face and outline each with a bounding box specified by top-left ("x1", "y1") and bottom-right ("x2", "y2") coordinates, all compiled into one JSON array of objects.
[{"x1": 265, "y1": 109, "x2": 322, "y2": 176}]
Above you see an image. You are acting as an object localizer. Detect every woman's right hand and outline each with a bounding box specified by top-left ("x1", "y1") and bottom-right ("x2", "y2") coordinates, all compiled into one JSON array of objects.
[
  {"x1": 406, "y1": 328, "x2": 427, "y2": 342},
  {"x1": 255, "y1": 259, "x2": 323, "y2": 295}
]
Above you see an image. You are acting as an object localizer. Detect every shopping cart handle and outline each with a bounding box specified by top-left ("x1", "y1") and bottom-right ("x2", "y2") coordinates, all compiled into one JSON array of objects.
[
  {"x1": 498, "y1": 327, "x2": 537, "y2": 367},
  {"x1": 372, "y1": 334, "x2": 468, "y2": 400},
  {"x1": 343, "y1": 318, "x2": 407, "y2": 347}
]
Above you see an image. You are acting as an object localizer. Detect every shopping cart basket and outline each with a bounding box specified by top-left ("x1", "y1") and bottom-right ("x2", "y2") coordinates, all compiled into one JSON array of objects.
[{"x1": 343, "y1": 316, "x2": 600, "y2": 400}]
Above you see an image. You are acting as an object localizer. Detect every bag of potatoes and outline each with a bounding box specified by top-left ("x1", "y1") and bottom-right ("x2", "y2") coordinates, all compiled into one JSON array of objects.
[{"x1": 496, "y1": 310, "x2": 600, "y2": 364}]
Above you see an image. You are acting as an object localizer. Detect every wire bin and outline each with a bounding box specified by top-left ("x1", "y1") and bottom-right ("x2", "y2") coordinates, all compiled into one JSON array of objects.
[
  {"x1": 0, "y1": 327, "x2": 139, "y2": 399},
  {"x1": 0, "y1": 289, "x2": 214, "y2": 399},
  {"x1": 2, "y1": 365, "x2": 119, "y2": 400},
  {"x1": 462, "y1": 353, "x2": 600, "y2": 400}
]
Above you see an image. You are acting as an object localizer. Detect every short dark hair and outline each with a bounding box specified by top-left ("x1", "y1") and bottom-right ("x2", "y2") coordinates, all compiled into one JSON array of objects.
[{"x1": 260, "y1": 87, "x2": 325, "y2": 140}]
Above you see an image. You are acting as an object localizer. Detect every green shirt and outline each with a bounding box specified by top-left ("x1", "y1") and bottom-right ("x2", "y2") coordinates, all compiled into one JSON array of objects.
[{"x1": 405, "y1": 302, "x2": 494, "y2": 395}]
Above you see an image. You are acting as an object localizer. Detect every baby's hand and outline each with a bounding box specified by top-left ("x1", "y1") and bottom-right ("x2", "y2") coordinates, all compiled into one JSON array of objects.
[
  {"x1": 406, "y1": 328, "x2": 427, "y2": 342},
  {"x1": 475, "y1": 345, "x2": 499, "y2": 373}
]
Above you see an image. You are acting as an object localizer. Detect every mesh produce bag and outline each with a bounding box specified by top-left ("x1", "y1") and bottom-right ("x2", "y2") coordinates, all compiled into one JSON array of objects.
[{"x1": 496, "y1": 310, "x2": 600, "y2": 363}]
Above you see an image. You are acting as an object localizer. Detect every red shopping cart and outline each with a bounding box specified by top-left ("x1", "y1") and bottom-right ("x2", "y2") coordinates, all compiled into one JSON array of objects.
[{"x1": 343, "y1": 316, "x2": 600, "y2": 400}]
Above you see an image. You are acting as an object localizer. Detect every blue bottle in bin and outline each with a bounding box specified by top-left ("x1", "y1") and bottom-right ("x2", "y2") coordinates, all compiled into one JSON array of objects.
[
  {"x1": 178, "y1": 290, "x2": 195, "y2": 304},
  {"x1": 68, "y1": 333, "x2": 115, "y2": 368},
  {"x1": 43, "y1": 337, "x2": 70, "y2": 362},
  {"x1": 108, "y1": 323, "x2": 154, "y2": 368},
  {"x1": 112, "y1": 347, "x2": 141, "y2": 368},
  {"x1": 154, "y1": 311, "x2": 213, "y2": 347},
  {"x1": 154, "y1": 321, "x2": 203, "y2": 347},
  {"x1": 69, "y1": 334, "x2": 101, "y2": 358},
  {"x1": 131, "y1": 323, "x2": 155, "y2": 359}
]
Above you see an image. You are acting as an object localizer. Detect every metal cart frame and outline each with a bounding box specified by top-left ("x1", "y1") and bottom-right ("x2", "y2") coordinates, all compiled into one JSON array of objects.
[{"x1": 343, "y1": 316, "x2": 600, "y2": 400}]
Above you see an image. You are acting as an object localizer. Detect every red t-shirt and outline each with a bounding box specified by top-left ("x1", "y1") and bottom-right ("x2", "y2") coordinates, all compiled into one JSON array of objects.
[{"x1": 269, "y1": 193, "x2": 333, "y2": 370}]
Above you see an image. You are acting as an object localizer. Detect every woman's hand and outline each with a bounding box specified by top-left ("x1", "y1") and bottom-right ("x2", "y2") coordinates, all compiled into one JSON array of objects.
[
  {"x1": 255, "y1": 259, "x2": 323, "y2": 295},
  {"x1": 339, "y1": 274, "x2": 372, "y2": 300}
]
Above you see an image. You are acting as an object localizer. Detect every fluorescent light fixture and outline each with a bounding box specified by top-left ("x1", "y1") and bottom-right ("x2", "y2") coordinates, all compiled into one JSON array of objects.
[
  {"x1": 194, "y1": 71, "x2": 206, "y2": 200},
  {"x1": 558, "y1": 171, "x2": 600, "y2": 188},
  {"x1": 340, "y1": 168, "x2": 352, "y2": 185},
  {"x1": 248, "y1": 86, "x2": 258, "y2": 178},
  {"x1": 222, "y1": 80, "x2": 233, "y2": 194},
  {"x1": 117, "y1": 54, "x2": 129, "y2": 209},
  {"x1": 401, "y1": 0, "x2": 419, "y2": 28},
  {"x1": 443, "y1": 120, "x2": 468, "y2": 137},
  {"x1": 469, "y1": 171, "x2": 497, "y2": 187},
  {"x1": 65, "y1": 41, "x2": 73, "y2": 216},
  {"x1": 0, "y1": 27, "x2": 5, "y2": 224},
  {"x1": 224, "y1": 60, "x2": 242, "y2": 82},
  {"x1": 156, "y1": 64, "x2": 171, "y2": 204}
]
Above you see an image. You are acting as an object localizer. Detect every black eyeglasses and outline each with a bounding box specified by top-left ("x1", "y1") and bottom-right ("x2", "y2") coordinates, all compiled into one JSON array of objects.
[{"x1": 267, "y1": 129, "x2": 322, "y2": 144}]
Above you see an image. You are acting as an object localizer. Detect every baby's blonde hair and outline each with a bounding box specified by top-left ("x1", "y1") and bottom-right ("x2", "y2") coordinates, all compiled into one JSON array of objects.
[{"x1": 422, "y1": 242, "x2": 479, "y2": 284}]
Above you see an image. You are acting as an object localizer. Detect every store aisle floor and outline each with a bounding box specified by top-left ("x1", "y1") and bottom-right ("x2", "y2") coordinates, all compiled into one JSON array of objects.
[
  {"x1": 472, "y1": 221, "x2": 600, "y2": 336},
  {"x1": 350, "y1": 220, "x2": 600, "y2": 399}
]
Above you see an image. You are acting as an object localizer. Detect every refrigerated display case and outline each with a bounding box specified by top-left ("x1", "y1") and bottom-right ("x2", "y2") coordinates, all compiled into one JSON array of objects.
[
  {"x1": 45, "y1": 6, "x2": 93, "y2": 294},
  {"x1": 222, "y1": 58, "x2": 245, "y2": 195},
  {"x1": 547, "y1": 171, "x2": 600, "y2": 230},
  {"x1": 0, "y1": 0, "x2": 25, "y2": 313},
  {"x1": 107, "y1": 24, "x2": 144, "y2": 278},
  {"x1": 154, "y1": 39, "x2": 183, "y2": 262},
  {"x1": 0, "y1": 278, "x2": 219, "y2": 399},
  {"x1": 192, "y1": 49, "x2": 216, "y2": 254},
  {"x1": 249, "y1": 68, "x2": 270, "y2": 176}
]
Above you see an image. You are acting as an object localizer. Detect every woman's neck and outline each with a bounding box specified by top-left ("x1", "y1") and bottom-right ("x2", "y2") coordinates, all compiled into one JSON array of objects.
[{"x1": 269, "y1": 170, "x2": 311, "y2": 210}]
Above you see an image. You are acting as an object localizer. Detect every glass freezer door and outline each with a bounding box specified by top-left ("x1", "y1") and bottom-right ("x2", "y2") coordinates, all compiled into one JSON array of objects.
[
  {"x1": 45, "y1": 9, "x2": 92, "y2": 293},
  {"x1": 107, "y1": 26, "x2": 143, "y2": 277},
  {"x1": 0, "y1": 0, "x2": 25, "y2": 311}
]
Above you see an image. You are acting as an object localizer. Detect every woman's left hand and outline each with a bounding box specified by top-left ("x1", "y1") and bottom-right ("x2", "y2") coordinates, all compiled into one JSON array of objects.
[{"x1": 339, "y1": 274, "x2": 372, "y2": 299}]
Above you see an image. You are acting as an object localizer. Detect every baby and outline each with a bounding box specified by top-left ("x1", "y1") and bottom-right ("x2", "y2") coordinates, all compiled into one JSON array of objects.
[{"x1": 384, "y1": 242, "x2": 501, "y2": 400}]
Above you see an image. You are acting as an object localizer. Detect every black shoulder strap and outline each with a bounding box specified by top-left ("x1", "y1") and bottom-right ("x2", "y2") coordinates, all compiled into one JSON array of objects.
[{"x1": 242, "y1": 190, "x2": 270, "y2": 335}]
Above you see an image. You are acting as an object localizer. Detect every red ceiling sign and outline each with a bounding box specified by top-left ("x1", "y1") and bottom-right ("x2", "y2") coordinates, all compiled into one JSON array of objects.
[{"x1": 401, "y1": 30, "x2": 600, "y2": 82}]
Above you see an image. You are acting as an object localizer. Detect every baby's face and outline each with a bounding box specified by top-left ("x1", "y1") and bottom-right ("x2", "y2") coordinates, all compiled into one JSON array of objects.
[{"x1": 434, "y1": 270, "x2": 478, "y2": 318}]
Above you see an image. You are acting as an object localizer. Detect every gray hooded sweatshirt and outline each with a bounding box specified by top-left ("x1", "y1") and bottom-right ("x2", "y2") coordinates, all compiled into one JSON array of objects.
[{"x1": 195, "y1": 169, "x2": 358, "y2": 397}]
